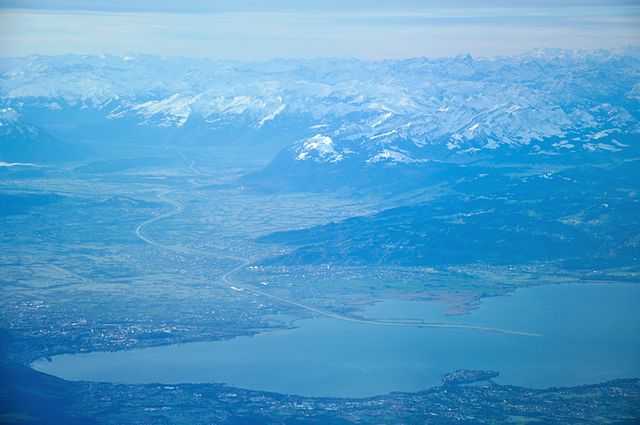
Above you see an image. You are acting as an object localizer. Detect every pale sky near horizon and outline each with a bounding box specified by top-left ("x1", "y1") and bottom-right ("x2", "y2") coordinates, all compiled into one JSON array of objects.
[{"x1": 1, "y1": 0, "x2": 639, "y2": 60}]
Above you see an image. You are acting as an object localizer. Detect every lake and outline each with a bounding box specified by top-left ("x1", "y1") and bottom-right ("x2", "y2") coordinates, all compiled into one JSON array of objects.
[{"x1": 32, "y1": 282, "x2": 640, "y2": 398}]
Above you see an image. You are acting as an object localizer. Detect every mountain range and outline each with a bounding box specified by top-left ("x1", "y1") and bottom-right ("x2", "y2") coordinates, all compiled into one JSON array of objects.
[
  {"x1": 1, "y1": 50, "x2": 638, "y2": 268},
  {"x1": 2, "y1": 49, "x2": 639, "y2": 165}
]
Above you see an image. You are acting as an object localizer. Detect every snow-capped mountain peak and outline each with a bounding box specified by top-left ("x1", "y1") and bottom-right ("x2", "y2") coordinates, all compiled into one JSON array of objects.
[{"x1": 295, "y1": 134, "x2": 344, "y2": 163}]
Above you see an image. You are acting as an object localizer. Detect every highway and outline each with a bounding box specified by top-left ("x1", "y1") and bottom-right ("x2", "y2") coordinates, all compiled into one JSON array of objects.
[{"x1": 134, "y1": 189, "x2": 542, "y2": 337}]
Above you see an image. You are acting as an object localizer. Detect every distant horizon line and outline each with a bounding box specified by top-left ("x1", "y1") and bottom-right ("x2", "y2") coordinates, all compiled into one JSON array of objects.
[{"x1": 2, "y1": 46, "x2": 639, "y2": 63}]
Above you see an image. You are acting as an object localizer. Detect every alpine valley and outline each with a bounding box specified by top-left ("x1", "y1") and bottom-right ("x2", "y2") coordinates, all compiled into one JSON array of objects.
[{"x1": 1, "y1": 50, "x2": 639, "y2": 424}]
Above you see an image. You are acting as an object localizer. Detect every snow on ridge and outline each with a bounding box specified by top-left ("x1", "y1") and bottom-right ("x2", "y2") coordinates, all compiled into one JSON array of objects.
[
  {"x1": 221, "y1": 96, "x2": 253, "y2": 115},
  {"x1": 370, "y1": 129, "x2": 398, "y2": 140},
  {"x1": 366, "y1": 148, "x2": 423, "y2": 164},
  {"x1": 256, "y1": 104, "x2": 286, "y2": 128},
  {"x1": 0, "y1": 161, "x2": 36, "y2": 167},
  {"x1": 365, "y1": 102, "x2": 395, "y2": 113},
  {"x1": 371, "y1": 112, "x2": 393, "y2": 128},
  {"x1": 295, "y1": 134, "x2": 344, "y2": 163},
  {"x1": 583, "y1": 142, "x2": 621, "y2": 152},
  {"x1": 465, "y1": 123, "x2": 479, "y2": 139},
  {"x1": 110, "y1": 94, "x2": 197, "y2": 127}
]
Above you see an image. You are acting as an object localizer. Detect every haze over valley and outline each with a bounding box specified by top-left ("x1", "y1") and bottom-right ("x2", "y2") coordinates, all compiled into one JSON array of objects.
[{"x1": 1, "y1": 30, "x2": 639, "y2": 425}]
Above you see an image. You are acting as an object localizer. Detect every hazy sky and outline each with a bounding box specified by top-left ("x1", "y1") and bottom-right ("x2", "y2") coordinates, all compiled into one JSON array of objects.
[{"x1": 1, "y1": 0, "x2": 639, "y2": 59}]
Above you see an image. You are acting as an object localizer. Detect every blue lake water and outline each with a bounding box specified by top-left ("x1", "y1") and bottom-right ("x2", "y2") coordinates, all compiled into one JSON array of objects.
[{"x1": 32, "y1": 282, "x2": 640, "y2": 398}]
